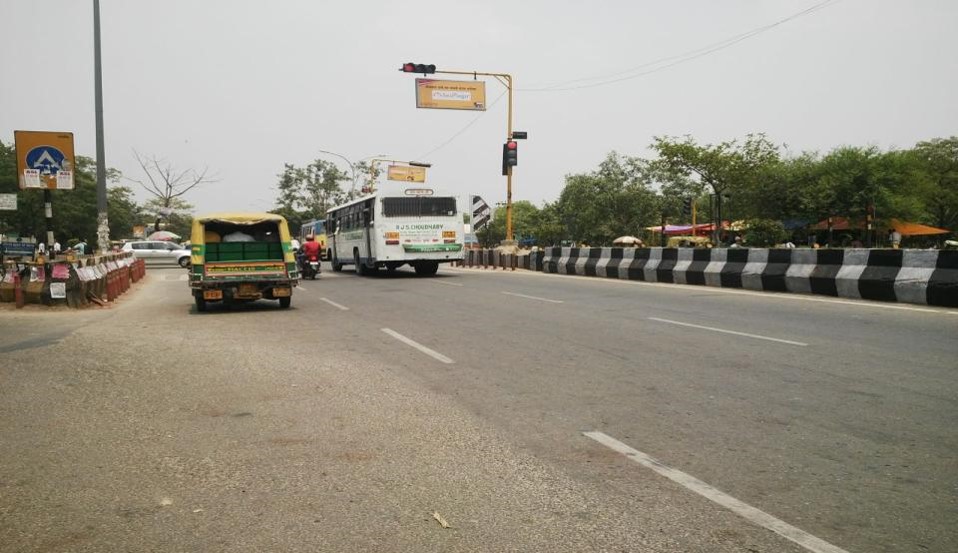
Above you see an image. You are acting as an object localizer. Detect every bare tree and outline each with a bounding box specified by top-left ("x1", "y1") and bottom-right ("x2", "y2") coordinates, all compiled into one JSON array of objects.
[{"x1": 129, "y1": 150, "x2": 217, "y2": 231}]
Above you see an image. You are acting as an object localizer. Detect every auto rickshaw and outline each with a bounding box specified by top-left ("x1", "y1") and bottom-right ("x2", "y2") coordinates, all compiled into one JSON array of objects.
[{"x1": 188, "y1": 212, "x2": 299, "y2": 312}]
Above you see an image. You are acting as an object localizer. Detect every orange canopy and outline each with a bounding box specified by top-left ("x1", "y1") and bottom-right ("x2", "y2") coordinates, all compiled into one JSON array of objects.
[{"x1": 888, "y1": 219, "x2": 951, "y2": 236}]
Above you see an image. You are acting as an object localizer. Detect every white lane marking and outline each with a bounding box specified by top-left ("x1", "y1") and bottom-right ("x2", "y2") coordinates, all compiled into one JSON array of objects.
[
  {"x1": 381, "y1": 328, "x2": 454, "y2": 364},
  {"x1": 449, "y1": 267, "x2": 958, "y2": 316},
  {"x1": 584, "y1": 431, "x2": 850, "y2": 553},
  {"x1": 501, "y1": 291, "x2": 564, "y2": 304},
  {"x1": 648, "y1": 317, "x2": 808, "y2": 347},
  {"x1": 431, "y1": 279, "x2": 464, "y2": 287},
  {"x1": 320, "y1": 297, "x2": 349, "y2": 311}
]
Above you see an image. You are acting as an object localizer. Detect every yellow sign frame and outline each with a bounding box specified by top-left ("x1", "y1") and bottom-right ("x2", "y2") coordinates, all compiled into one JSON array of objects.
[
  {"x1": 14, "y1": 130, "x2": 76, "y2": 190},
  {"x1": 387, "y1": 165, "x2": 427, "y2": 182},
  {"x1": 415, "y1": 79, "x2": 486, "y2": 111}
]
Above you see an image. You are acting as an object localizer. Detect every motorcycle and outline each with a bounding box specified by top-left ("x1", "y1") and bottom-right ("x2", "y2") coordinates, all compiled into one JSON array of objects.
[{"x1": 301, "y1": 253, "x2": 321, "y2": 280}]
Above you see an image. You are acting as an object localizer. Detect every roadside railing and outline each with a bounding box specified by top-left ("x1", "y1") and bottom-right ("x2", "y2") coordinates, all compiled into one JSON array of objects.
[{"x1": 1, "y1": 252, "x2": 147, "y2": 308}]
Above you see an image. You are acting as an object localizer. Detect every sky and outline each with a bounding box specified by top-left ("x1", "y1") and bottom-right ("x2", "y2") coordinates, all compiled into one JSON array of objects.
[{"x1": 1, "y1": 0, "x2": 956, "y2": 216}]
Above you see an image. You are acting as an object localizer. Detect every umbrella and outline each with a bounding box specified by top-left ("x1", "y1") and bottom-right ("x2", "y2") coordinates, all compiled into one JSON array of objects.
[
  {"x1": 612, "y1": 235, "x2": 644, "y2": 246},
  {"x1": 147, "y1": 230, "x2": 181, "y2": 241}
]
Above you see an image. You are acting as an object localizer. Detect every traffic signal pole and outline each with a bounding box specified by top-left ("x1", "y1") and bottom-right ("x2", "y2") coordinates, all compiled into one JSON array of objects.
[{"x1": 424, "y1": 69, "x2": 515, "y2": 243}]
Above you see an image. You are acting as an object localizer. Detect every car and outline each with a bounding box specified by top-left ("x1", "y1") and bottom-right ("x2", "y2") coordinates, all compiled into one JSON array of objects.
[{"x1": 122, "y1": 240, "x2": 192, "y2": 267}]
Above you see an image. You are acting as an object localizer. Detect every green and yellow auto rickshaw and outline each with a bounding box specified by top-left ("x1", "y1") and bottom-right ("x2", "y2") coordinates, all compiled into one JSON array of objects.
[{"x1": 188, "y1": 212, "x2": 299, "y2": 312}]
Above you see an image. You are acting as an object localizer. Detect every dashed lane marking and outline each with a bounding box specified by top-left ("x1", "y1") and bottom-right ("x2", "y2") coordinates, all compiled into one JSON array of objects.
[
  {"x1": 501, "y1": 291, "x2": 563, "y2": 304},
  {"x1": 584, "y1": 431, "x2": 850, "y2": 553},
  {"x1": 319, "y1": 297, "x2": 349, "y2": 311},
  {"x1": 381, "y1": 328, "x2": 453, "y2": 364},
  {"x1": 648, "y1": 317, "x2": 808, "y2": 347}
]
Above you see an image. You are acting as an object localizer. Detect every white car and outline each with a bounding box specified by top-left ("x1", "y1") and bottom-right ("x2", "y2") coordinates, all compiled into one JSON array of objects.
[{"x1": 122, "y1": 240, "x2": 191, "y2": 267}]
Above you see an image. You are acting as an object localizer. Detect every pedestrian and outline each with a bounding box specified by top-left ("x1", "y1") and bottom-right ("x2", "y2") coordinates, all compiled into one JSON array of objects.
[
  {"x1": 37, "y1": 242, "x2": 46, "y2": 255},
  {"x1": 890, "y1": 228, "x2": 902, "y2": 249},
  {"x1": 53, "y1": 240, "x2": 61, "y2": 256},
  {"x1": 75, "y1": 240, "x2": 86, "y2": 255}
]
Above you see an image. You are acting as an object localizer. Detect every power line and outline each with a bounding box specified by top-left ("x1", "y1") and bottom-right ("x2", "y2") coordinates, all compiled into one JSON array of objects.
[
  {"x1": 414, "y1": 90, "x2": 508, "y2": 160},
  {"x1": 520, "y1": 0, "x2": 840, "y2": 92}
]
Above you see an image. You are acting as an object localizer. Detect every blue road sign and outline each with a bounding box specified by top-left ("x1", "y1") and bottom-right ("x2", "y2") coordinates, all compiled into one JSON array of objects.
[
  {"x1": 1, "y1": 241, "x2": 36, "y2": 257},
  {"x1": 26, "y1": 146, "x2": 67, "y2": 176}
]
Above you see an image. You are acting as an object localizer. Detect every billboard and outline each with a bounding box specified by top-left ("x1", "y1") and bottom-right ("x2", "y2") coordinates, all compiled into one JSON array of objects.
[
  {"x1": 416, "y1": 79, "x2": 486, "y2": 111},
  {"x1": 387, "y1": 165, "x2": 427, "y2": 182},
  {"x1": 14, "y1": 131, "x2": 75, "y2": 190}
]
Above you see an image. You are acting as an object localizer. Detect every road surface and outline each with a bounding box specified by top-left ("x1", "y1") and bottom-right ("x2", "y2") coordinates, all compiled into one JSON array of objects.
[{"x1": 1, "y1": 265, "x2": 956, "y2": 552}]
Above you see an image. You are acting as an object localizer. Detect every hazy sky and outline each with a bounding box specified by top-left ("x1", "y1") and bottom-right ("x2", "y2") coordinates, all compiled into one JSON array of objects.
[{"x1": 2, "y1": 0, "x2": 956, "y2": 215}]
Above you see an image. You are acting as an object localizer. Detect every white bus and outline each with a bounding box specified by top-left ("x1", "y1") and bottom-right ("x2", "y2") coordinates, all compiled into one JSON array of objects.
[{"x1": 326, "y1": 185, "x2": 464, "y2": 276}]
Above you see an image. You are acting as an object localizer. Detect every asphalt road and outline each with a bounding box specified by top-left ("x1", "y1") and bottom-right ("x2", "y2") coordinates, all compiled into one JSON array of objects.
[{"x1": 1, "y1": 264, "x2": 956, "y2": 552}]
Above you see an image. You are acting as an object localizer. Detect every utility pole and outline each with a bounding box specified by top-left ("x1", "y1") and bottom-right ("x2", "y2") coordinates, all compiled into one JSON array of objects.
[{"x1": 94, "y1": 0, "x2": 110, "y2": 252}]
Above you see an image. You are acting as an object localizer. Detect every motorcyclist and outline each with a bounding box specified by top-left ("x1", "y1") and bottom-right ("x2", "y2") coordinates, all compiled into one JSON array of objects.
[{"x1": 300, "y1": 235, "x2": 322, "y2": 276}]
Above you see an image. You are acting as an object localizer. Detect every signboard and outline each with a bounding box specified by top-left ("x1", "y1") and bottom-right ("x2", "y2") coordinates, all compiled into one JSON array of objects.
[
  {"x1": 387, "y1": 165, "x2": 427, "y2": 182},
  {"x1": 403, "y1": 188, "x2": 434, "y2": 196},
  {"x1": 14, "y1": 131, "x2": 75, "y2": 190},
  {"x1": 415, "y1": 79, "x2": 486, "y2": 111},
  {"x1": 1, "y1": 241, "x2": 36, "y2": 257},
  {"x1": 471, "y1": 195, "x2": 492, "y2": 231},
  {"x1": 50, "y1": 282, "x2": 67, "y2": 299},
  {"x1": 0, "y1": 194, "x2": 16, "y2": 210}
]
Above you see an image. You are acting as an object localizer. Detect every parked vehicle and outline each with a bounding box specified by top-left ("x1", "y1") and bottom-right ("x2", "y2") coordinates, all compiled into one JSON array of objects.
[
  {"x1": 188, "y1": 212, "x2": 298, "y2": 312},
  {"x1": 122, "y1": 240, "x2": 191, "y2": 267}
]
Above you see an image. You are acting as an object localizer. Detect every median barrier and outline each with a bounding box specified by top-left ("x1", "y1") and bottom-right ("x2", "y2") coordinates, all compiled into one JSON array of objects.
[{"x1": 470, "y1": 246, "x2": 958, "y2": 308}]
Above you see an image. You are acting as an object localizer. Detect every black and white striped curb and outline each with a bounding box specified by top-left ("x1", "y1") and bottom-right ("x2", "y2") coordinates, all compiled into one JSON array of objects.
[{"x1": 462, "y1": 247, "x2": 957, "y2": 308}]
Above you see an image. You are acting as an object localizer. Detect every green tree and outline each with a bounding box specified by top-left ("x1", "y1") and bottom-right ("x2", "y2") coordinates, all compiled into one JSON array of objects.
[
  {"x1": 483, "y1": 201, "x2": 541, "y2": 246},
  {"x1": 554, "y1": 153, "x2": 660, "y2": 245},
  {"x1": 651, "y1": 134, "x2": 781, "y2": 229},
  {"x1": 273, "y1": 159, "x2": 349, "y2": 230},
  {"x1": 912, "y1": 137, "x2": 958, "y2": 230}
]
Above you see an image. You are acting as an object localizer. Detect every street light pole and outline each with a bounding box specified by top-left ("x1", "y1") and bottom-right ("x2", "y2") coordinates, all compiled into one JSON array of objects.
[
  {"x1": 317, "y1": 150, "x2": 388, "y2": 197},
  {"x1": 93, "y1": 0, "x2": 110, "y2": 252}
]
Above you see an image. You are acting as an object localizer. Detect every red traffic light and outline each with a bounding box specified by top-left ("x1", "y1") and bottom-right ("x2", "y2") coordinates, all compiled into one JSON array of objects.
[
  {"x1": 506, "y1": 141, "x2": 518, "y2": 150},
  {"x1": 401, "y1": 62, "x2": 436, "y2": 74}
]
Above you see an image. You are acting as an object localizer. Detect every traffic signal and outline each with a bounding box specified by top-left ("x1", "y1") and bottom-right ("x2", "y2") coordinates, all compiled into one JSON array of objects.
[
  {"x1": 401, "y1": 62, "x2": 436, "y2": 74},
  {"x1": 682, "y1": 197, "x2": 692, "y2": 216},
  {"x1": 502, "y1": 141, "x2": 518, "y2": 175}
]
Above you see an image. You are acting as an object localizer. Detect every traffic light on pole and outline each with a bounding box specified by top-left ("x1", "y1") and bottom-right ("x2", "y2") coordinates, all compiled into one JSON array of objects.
[
  {"x1": 502, "y1": 141, "x2": 518, "y2": 175},
  {"x1": 401, "y1": 62, "x2": 436, "y2": 74}
]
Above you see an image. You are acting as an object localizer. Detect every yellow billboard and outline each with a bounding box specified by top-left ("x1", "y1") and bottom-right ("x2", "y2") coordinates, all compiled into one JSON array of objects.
[
  {"x1": 14, "y1": 130, "x2": 76, "y2": 190},
  {"x1": 416, "y1": 79, "x2": 486, "y2": 111},
  {"x1": 387, "y1": 165, "x2": 427, "y2": 182}
]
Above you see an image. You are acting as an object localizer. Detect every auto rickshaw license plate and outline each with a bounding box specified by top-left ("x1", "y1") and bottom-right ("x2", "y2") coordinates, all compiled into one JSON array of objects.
[
  {"x1": 203, "y1": 290, "x2": 223, "y2": 300},
  {"x1": 272, "y1": 287, "x2": 291, "y2": 297},
  {"x1": 238, "y1": 284, "x2": 259, "y2": 296}
]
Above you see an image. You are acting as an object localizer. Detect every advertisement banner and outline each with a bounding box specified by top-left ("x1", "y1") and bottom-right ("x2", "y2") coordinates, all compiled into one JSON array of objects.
[
  {"x1": 0, "y1": 194, "x2": 17, "y2": 210},
  {"x1": 14, "y1": 131, "x2": 76, "y2": 190},
  {"x1": 415, "y1": 79, "x2": 486, "y2": 111},
  {"x1": 387, "y1": 165, "x2": 427, "y2": 182}
]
